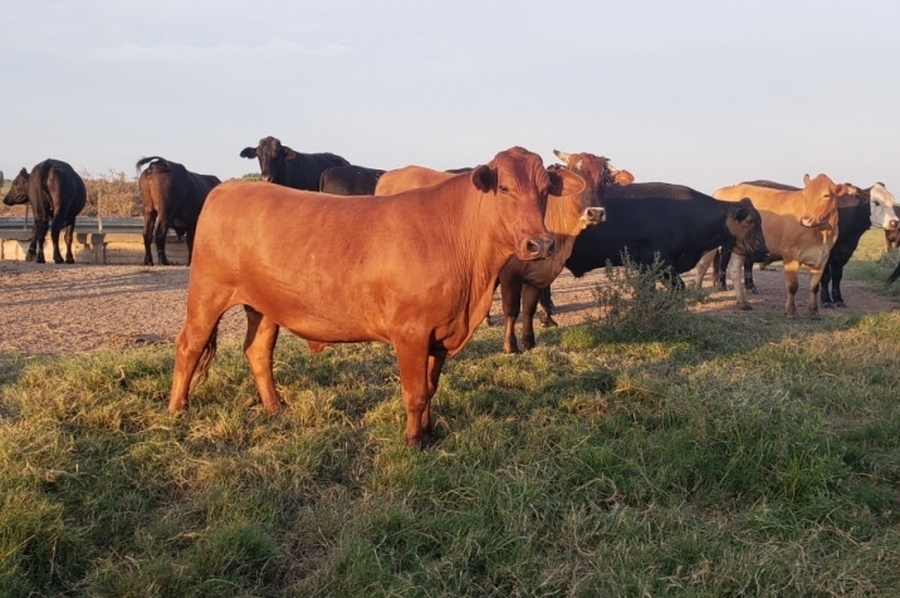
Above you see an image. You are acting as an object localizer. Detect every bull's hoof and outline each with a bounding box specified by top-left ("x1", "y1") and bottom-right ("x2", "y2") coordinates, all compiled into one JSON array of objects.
[
  {"x1": 540, "y1": 316, "x2": 559, "y2": 328},
  {"x1": 160, "y1": 259, "x2": 170, "y2": 266},
  {"x1": 809, "y1": 313, "x2": 821, "y2": 320},
  {"x1": 822, "y1": 301, "x2": 834, "y2": 309},
  {"x1": 835, "y1": 301, "x2": 847, "y2": 308},
  {"x1": 714, "y1": 283, "x2": 727, "y2": 292},
  {"x1": 143, "y1": 258, "x2": 153, "y2": 266},
  {"x1": 35, "y1": 255, "x2": 45, "y2": 264},
  {"x1": 65, "y1": 256, "x2": 75, "y2": 264},
  {"x1": 484, "y1": 315, "x2": 495, "y2": 327},
  {"x1": 502, "y1": 344, "x2": 520, "y2": 355},
  {"x1": 747, "y1": 285, "x2": 759, "y2": 295},
  {"x1": 739, "y1": 303, "x2": 753, "y2": 311}
]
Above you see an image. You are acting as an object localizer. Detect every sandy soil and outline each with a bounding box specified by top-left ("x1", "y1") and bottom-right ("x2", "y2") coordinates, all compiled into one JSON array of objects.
[{"x1": 2, "y1": 260, "x2": 898, "y2": 356}]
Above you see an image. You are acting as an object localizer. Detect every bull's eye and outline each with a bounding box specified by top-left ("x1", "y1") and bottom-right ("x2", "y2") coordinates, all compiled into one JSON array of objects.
[{"x1": 499, "y1": 185, "x2": 510, "y2": 194}]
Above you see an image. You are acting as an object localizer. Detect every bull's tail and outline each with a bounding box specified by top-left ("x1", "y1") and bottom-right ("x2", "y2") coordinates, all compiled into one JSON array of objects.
[
  {"x1": 188, "y1": 323, "x2": 219, "y2": 394},
  {"x1": 135, "y1": 156, "x2": 171, "y2": 175}
]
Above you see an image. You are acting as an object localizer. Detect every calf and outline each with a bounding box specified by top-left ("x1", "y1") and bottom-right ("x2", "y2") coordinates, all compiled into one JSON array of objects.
[
  {"x1": 2, "y1": 159, "x2": 86, "y2": 264},
  {"x1": 168, "y1": 147, "x2": 584, "y2": 447},
  {"x1": 136, "y1": 156, "x2": 221, "y2": 266}
]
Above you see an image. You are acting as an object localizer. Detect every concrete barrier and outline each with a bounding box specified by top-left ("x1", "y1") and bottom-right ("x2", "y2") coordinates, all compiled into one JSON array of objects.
[{"x1": 0, "y1": 217, "x2": 189, "y2": 265}]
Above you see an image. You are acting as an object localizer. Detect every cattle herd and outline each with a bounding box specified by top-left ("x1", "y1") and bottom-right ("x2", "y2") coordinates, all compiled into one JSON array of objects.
[{"x1": 2, "y1": 137, "x2": 899, "y2": 445}]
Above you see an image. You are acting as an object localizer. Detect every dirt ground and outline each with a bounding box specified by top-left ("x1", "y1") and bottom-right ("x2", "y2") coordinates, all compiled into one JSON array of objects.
[{"x1": 2, "y1": 260, "x2": 899, "y2": 356}]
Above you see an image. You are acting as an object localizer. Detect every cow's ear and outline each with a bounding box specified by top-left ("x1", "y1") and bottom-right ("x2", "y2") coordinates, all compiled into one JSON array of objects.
[
  {"x1": 613, "y1": 169, "x2": 635, "y2": 186},
  {"x1": 833, "y1": 183, "x2": 854, "y2": 196},
  {"x1": 734, "y1": 197, "x2": 754, "y2": 220},
  {"x1": 548, "y1": 168, "x2": 586, "y2": 197},
  {"x1": 282, "y1": 146, "x2": 297, "y2": 160},
  {"x1": 803, "y1": 173, "x2": 811, "y2": 186},
  {"x1": 470, "y1": 164, "x2": 496, "y2": 192},
  {"x1": 19, "y1": 167, "x2": 28, "y2": 176},
  {"x1": 240, "y1": 147, "x2": 257, "y2": 159}
]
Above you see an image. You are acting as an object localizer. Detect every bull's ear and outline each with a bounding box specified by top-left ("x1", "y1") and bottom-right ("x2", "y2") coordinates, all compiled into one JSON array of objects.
[
  {"x1": 470, "y1": 164, "x2": 496, "y2": 192},
  {"x1": 282, "y1": 146, "x2": 297, "y2": 160},
  {"x1": 803, "y1": 173, "x2": 811, "y2": 186},
  {"x1": 834, "y1": 183, "x2": 855, "y2": 196},
  {"x1": 613, "y1": 169, "x2": 635, "y2": 186},
  {"x1": 240, "y1": 147, "x2": 257, "y2": 159},
  {"x1": 548, "y1": 168, "x2": 586, "y2": 197},
  {"x1": 19, "y1": 167, "x2": 28, "y2": 176}
]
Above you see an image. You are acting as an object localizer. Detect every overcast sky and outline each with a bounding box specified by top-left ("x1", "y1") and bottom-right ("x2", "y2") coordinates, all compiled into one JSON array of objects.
[{"x1": 1, "y1": 0, "x2": 897, "y2": 195}]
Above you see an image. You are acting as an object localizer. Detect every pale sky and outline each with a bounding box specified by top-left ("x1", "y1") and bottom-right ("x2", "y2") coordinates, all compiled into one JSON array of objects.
[{"x1": 1, "y1": 0, "x2": 897, "y2": 195}]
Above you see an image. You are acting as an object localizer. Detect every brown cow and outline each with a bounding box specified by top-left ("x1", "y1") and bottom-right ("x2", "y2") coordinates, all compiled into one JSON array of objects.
[
  {"x1": 706, "y1": 174, "x2": 849, "y2": 318},
  {"x1": 168, "y1": 147, "x2": 585, "y2": 447},
  {"x1": 498, "y1": 150, "x2": 632, "y2": 353},
  {"x1": 136, "y1": 156, "x2": 221, "y2": 266},
  {"x1": 373, "y1": 164, "x2": 459, "y2": 196},
  {"x1": 885, "y1": 202, "x2": 900, "y2": 251},
  {"x1": 376, "y1": 151, "x2": 633, "y2": 353}
]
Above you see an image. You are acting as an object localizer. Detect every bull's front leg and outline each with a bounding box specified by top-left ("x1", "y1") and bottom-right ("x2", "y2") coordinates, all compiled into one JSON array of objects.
[
  {"x1": 728, "y1": 253, "x2": 751, "y2": 310},
  {"x1": 806, "y1": 265, "x2": 825, "y2": 319},
  {"x1": 395, "y1": 337, "x2": 439, "y2": 448},
  {"x1": 783, "y1": 261, "x2": 801, "y2": 318}
]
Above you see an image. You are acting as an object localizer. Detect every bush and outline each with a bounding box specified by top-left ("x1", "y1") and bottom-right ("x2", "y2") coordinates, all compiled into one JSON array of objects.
[{"x1": 592, "y1": 253, "x2": 703, "y2": 341}]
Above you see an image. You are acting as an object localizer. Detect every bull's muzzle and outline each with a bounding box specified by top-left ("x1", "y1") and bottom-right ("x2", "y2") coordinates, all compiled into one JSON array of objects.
[
  {"x1": 525, "y1": 236, "x2": 555, "y2": 260},
  {"x1": 582, "y1": 206, "x2": 605, "y2": 225}
]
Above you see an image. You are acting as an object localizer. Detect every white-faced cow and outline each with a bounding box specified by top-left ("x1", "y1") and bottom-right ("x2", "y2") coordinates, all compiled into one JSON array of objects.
[
  {"x1": 239, "y1": 136, "x2": 350, "y2": 190},
  {"x1": 700, "y1": 180, "x2": 898, "y2": 308},
  {"x1": 136, "y1": 156, "x2": 221, "y2": 266},
  {"x1": 168, "y1": 147, "x2": 584, "y2": 447},
  {"x1": 2, "y1": 159, "x2": 86, "y2": 264},
  {"x1": 319, "y1": 165, "x2": 386, "y2": 195}
]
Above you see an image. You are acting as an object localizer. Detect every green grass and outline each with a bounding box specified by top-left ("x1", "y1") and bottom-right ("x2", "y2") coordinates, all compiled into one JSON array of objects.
[{"x1": 3, "y1": 231, "x2": 900, "y2": 596}]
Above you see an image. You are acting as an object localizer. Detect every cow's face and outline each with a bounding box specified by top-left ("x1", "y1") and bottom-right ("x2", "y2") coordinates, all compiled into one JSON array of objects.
[
  {"x1": 726, "y1": 197, "x2": 768, "y2": 262},
  {"x1": 472, "y1": 146, "x2": 583, "y2": 261},
  {"x1": 2, "y1": 168, "x2": 30, "y2": 206},
  {"x1": 799, "y1": 174, "x2": 841, "y2": 229},
  {"x1": 552, "y1": 150, "x2": 635, "y2": 226},
  {"x1": 867, "y1": 183, "x2": 899, "y2": 231},
  {"x1": 239, "y1": 136, "x2": 296, "y2": 184}
]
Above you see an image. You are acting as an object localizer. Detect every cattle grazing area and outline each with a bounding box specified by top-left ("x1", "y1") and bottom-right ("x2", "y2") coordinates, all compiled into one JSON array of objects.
[{"x1": 3, "y1": 233, "x2": 900, "y2": 595}]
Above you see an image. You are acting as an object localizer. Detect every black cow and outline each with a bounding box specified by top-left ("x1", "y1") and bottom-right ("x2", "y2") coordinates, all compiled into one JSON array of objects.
[
  {"x1": 136, "y1": 156, "x2": 221, "y2": 266},
  {"x1": 537, "y1": 183, "x2": 768, "y2": 317},
  {"x1": 2, "y1": 159, "x2": 86, "y2": 264},
  {"x1": 240, "y1": 136, "x2": 349, "y2": 190},
  {"x1": 711, "y1": 180, "x2": 899, "y2": 307},
  {"x1": 319, "y1": 165, "x2": 385, "y2": 195}
]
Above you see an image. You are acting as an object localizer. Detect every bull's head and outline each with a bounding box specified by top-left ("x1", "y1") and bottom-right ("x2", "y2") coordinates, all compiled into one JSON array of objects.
[
  {"x1": 2, "y1": 168, "x2": 30, "y2": 206},
  {"x1": 799, "y1": 174, "x2": 842, "y2": 230},
  {"x1": 239, "y1": 136, "x2": 296, "y2": 184}
]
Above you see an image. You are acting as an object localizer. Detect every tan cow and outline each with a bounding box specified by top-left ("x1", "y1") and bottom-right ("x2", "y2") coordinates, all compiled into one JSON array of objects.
[
  {"x1": 167, "y1": 147, "x2": 585, "y2": 447},
  {"x1": 703, "y1": 174, "x2": 849, "y2": 318}
]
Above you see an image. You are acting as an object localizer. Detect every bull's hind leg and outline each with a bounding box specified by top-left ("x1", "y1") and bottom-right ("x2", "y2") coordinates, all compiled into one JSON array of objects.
[
  {"x1": 168, "y1": 289, "x2": 230, "y2": 412},
  {"x1": 243, "y1": 307, "x2": 282, "y2": 414}
]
